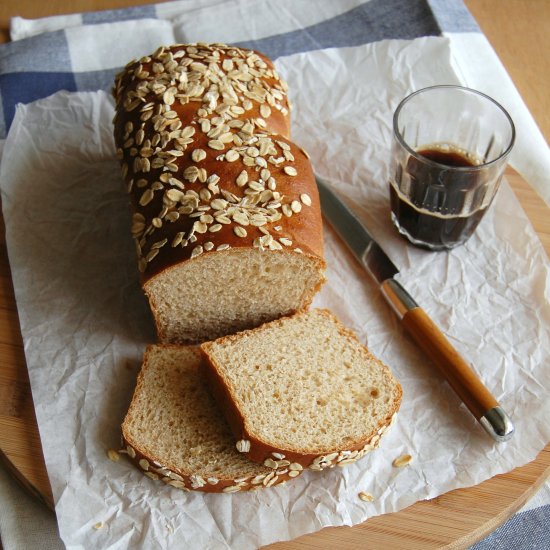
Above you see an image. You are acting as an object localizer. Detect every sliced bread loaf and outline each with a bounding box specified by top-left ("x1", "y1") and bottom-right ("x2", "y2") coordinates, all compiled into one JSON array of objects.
[
  {"x1": 113, "y1": 43, "x2": 326, "y2": 344},
  {"x1": 122, "y1": 345, "x2": 301, "y2": 492},
  {"x1": 200, "y1": 309, "x2": 402, "y2": 471}
]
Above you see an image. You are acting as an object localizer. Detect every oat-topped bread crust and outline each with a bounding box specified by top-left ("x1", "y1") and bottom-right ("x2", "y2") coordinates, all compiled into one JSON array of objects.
[
  {"x1": 112, "y1": 43, "x2": 326, "y2": 343},
  {"x1": 122, "y1": 345, "x2": 303, "y2": 493},
  {"x1": 201, "y1": 309, "x2": 403, "y2": 471}
]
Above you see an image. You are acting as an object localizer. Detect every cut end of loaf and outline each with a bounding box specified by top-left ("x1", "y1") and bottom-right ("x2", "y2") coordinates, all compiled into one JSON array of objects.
[
  {"x1": 122, "y1": 345, "x2": 295, "y2": 492},
  {"x1": 201, "y1": 309, "x2": 402, "y2": 463},
  {"x1": 145, "y1": 248, "x2": 325, "y2": 343}
]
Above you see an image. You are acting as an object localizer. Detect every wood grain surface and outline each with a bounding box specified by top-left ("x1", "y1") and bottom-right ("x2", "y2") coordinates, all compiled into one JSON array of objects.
[
  {"x1": 0, "y1": 1, "x2": 549, "y2": 548},
  {"x1": 463, "y1": 0, "x2": 550, "y2": 146}
]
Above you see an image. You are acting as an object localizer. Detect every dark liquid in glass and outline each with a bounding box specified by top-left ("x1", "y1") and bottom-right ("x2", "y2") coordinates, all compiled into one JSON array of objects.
[
  {"x1": 416, "y1": 148, "x2": 475, "y2": 167},
  {"x1": 390, "y1": 147, "x2": 487, "y2": 249}
]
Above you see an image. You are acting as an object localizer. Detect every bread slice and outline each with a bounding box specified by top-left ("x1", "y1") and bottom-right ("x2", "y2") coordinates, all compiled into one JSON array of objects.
[
  {"x1": 121, "y1": 345, "x2": 302, "y2": 492},
  {"x1": 201, "y1": 309, "x2": 402, "y2": 471}
]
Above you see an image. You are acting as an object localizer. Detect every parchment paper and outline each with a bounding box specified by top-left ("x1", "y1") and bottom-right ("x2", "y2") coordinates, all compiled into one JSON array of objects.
[{"x1": 1, "y1": 38, "x2": 549, "y2": 550}]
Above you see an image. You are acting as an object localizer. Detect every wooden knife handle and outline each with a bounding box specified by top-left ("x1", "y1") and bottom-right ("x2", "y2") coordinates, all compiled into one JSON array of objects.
[
  {"x1": 381, "y1": 278, "x2": 513, "y2": 441},
  {"x1": 402, "y1": 307, "x2": 498, "y2": 419}
]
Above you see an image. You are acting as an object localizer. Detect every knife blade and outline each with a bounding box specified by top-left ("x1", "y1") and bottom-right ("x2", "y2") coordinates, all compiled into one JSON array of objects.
[{"x1": 316, "y1": 175, "x2": 514, "y2": 442}]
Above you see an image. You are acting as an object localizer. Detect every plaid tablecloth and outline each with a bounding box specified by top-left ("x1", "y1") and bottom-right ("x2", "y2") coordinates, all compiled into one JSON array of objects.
[{"x1": 0, "y1": 1, "x2": 548, "y2": 549}]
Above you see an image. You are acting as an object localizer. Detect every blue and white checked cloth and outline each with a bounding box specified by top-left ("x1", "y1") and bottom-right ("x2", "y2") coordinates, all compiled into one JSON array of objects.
[
  {"x1": 0, "y1": 1, "x2": 548, "y2": 549},
  {"x1": 0, "y1": 0, "x2": 475, "y2": 137},
  {"x1": 1, "y1": 0, "x2": 549, "y2": 204}
]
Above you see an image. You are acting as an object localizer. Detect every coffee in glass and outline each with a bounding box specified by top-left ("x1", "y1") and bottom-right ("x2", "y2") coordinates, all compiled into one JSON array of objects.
[{"x1": 389, "y1": 86, "x2": 515, "y2": 250}]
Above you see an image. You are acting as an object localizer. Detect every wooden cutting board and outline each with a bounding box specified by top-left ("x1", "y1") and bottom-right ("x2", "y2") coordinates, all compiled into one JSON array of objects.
[{"x1": 0, "y1": 167, "x2": 549, "y2": 549}]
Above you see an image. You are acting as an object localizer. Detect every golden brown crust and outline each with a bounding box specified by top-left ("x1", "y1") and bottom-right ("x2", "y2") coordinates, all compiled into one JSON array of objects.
[
  {"x1": 112, "y1": 43, "x2": 325, "y2": 287},
  {"x1": 200, "y1": 310, "x2": 403, "y2": 471},
  {"x1": 120, "y1": 435, "x2": 301, "y2": 493}
]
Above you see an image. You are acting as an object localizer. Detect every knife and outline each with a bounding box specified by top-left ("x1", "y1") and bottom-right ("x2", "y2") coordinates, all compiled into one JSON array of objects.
[{"x1": 316, "y1": 175, "x2": 514, "y2": 442}]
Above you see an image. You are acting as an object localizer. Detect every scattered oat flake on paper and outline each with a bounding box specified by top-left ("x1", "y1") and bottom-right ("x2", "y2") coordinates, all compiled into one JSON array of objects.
[
  {"x1": 358, "y1": 491, "x2": 374, "y2": 502},
  {"x1": 93, "y1": 522, "x2": 104, "y2": 530},
  {"x1": 107, "y1": 449, "x2": 120, "y2": 462},
  {"x1": 392, "y1": 454, "x2": 412, "y2": 468}
]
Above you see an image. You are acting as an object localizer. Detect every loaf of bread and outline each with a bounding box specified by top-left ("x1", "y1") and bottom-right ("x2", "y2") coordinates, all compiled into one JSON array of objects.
[
  {"x1": 113, "y1": 43, "x2": 326, "y2": 343},
  {"x1": 122, "y1": 345, "x2": 303, "y2": 492},
  {"x1": 201, "y1": 309, "x2": 402, "y2": 471}
]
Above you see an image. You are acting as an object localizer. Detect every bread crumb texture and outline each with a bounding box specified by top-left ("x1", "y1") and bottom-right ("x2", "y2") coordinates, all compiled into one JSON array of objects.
[
  {"x1": 202, "y1": 309, "x2": 403, "y2": 465},
  {"x1": 145, "y1": 247, "x2": 324, "y2": 343}
]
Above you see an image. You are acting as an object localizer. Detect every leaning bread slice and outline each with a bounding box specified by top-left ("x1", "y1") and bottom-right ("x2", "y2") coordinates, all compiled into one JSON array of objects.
[
  {"x1": 122, "y1": 345, "x2": 300, "y2": 492},
  {"x1": 201, "y1": 309, "x2": 402, "y2": 471}
]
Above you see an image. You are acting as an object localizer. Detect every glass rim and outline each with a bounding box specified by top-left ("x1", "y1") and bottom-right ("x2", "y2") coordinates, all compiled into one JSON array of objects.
[{"x1": 393, "y1": 85, "x2": 516, "y2": 172}]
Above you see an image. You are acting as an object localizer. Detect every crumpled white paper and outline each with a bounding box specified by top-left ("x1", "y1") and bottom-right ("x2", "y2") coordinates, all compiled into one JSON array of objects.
[{"x1": 0, "y1": 38, "x2": 549, "y2": 550}]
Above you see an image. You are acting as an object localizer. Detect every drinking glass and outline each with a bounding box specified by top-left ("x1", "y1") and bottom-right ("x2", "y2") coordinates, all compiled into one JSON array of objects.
[{"x1": 389, "y1": 85, "x2": 515, "y2": 250}]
